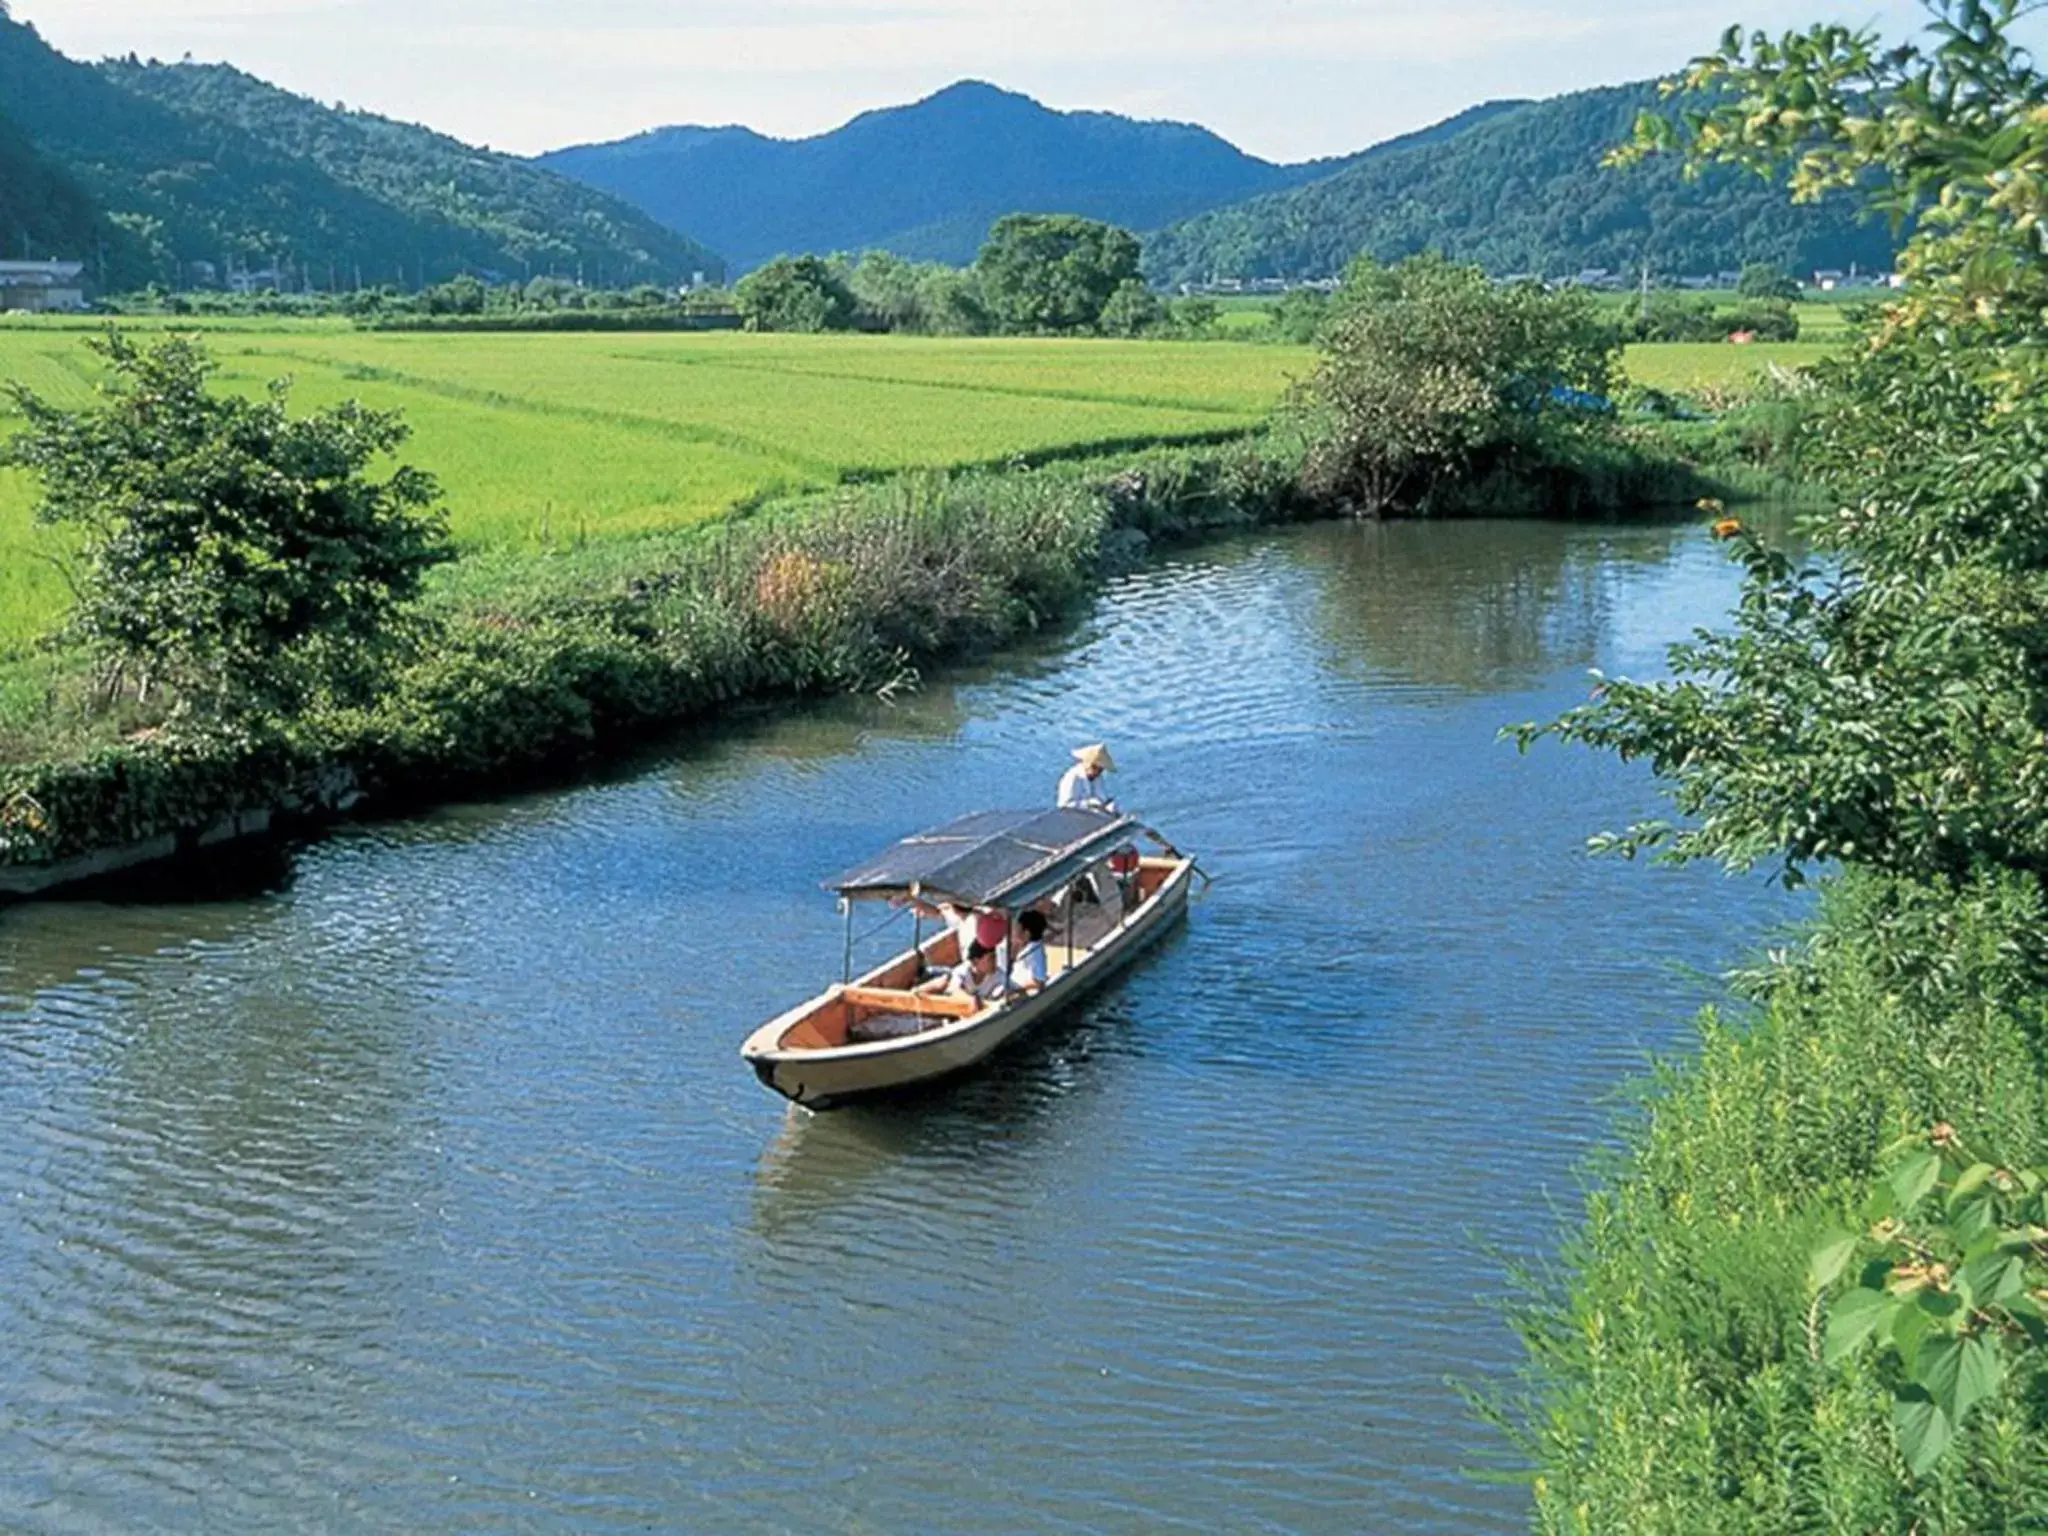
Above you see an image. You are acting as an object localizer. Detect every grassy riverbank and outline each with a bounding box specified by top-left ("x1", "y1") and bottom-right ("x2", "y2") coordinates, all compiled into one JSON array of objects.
[
  {"x1": 0, "y1": 287, "x2": 1773, "y2": 881},
  {"x1": 0, "y1": 325, "x2": 1311, "y2": 649},
  {"x1": 1511, "y1": 872, "x2": 2048, "y2": 1529},
  {"x1": 0, "y1": 414, "x2": 1727, "y2": 875},
  {"x1": 0, "y1": 435, "x2": 1298, "y2": 868}
]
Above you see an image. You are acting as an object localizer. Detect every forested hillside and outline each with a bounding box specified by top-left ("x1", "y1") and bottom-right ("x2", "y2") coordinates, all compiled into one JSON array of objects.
[
  {"x1": 1143, "y1": 80, "x2": 1896, "y2": 283},
  {"x1": 539, "y1": 81, "x2": 1366, "y2": 271},
  {"x1": 0, "y1": 12, "x2": 721, "y2": 290},
  {"x1": 0, "y1": 107, "x2": 136, "y2": 275}
]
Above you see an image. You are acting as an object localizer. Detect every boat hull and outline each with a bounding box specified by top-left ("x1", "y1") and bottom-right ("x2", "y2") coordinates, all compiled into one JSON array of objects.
[{"x1": 742, "y1": 858, "x2": 1193, "y2": 1109}]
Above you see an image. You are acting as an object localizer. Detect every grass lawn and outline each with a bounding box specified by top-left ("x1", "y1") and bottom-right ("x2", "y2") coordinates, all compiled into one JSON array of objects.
[{"x1": 0, "y1": 324, "x2": 1312, "y2": 649}]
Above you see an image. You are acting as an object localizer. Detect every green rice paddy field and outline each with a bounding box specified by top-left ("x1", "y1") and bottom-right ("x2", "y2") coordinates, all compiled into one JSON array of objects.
[
  {"x1": 0, "y1": 316, "x2": 1849, "y2": 650},
  {"x1": 0, "y1": 324, "x2": 1313, "y2": 647}
]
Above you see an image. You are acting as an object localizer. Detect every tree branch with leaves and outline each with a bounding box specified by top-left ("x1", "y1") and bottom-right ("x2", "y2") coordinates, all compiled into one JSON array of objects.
[{"x1": 5, "y1": 330, "x2": 450, "y2": 732}]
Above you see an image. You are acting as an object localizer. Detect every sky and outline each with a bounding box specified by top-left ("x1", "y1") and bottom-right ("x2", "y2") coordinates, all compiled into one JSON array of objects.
[{"x1": 19, "y1": 0, "x2": 1944, "y2": 163}]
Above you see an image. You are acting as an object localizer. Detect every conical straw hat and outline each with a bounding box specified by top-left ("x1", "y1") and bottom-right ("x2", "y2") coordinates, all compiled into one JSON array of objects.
[{"x1": 1072, "y1": 743, "x2": 1116, "y2": 773}]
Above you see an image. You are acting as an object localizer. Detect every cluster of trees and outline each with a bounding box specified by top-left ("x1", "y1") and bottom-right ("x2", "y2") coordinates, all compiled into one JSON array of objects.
[
  {"x1": 1518, "y1": 0, "x2": 2048, "y2": 1515},
  {"x1": 733, "y1": 215, "x2": 1220, "y2": 337},
  {"x1": 1621, "y1": 292, "x2": 1801, "y2": 341},
  {"x1": 1142, "y1": 77, "x2": 1897, "y2": 287},
  {"x1": 116, "y1": 212, "x2": 1233, "y2": 338},
  {"x1": 108, "y1": 276, "x2": 741, "y2": 326}
]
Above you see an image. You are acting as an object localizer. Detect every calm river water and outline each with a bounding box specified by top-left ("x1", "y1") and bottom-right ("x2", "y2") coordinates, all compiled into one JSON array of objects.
[{"x1": 1, "y1": 520, "x2": 1796, "y2": 1533}]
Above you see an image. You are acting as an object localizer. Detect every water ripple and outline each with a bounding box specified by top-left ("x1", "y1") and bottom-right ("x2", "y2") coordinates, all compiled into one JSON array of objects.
[{"x1": 0, "y1": 519, "x2": 1791, "y2": 1533}]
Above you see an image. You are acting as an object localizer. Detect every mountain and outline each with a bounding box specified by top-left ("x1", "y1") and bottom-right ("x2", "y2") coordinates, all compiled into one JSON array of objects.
[
  {"x1": 538, "y1": 81, "x2": 1366, "y2": 271},
  {"x1": 1142, "y1": 81, "x2": 1897, "y2": 284},
  {"x1": 0, "y1": 12, "x2": 722, "y2": 290}
]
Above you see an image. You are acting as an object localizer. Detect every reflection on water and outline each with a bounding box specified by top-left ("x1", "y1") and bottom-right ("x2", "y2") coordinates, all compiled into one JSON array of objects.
[
  {"x1": 0, "y1": 519, "x2": 1795, "y2": 1532},
  {"x1": 1312, "y1": 517, "x2": 1692, "y2": 692}
]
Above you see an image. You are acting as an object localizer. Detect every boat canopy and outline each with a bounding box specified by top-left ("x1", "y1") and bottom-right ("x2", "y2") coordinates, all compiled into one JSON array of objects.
[{"x1": 830, "y1": 807, "x2": 1136, "y2": 910}]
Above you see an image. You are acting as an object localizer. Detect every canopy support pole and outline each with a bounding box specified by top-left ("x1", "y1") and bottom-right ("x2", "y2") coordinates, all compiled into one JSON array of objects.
[{"x1": 841, "y1": 898, "x2": 854, "y2": 984}]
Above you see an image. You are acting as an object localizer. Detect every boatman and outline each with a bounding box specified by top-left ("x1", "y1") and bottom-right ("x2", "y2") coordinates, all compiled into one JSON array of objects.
[{"x1": 1058, "y1": 743, "x2": 1117, "y2": 810}]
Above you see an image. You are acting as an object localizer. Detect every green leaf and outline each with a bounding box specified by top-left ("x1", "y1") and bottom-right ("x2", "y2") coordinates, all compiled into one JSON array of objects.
[
  {"x1": 1954, "y1": 1199, "x2": 1999, "y2": 1248},
  {"x1": 1956, "y1": 1334, "x2": 2003, "y2": 1422},
  {"x1": 1949, "y1": 1162, "x2": 1998, "y2": 1209},
  {"x1": 1913, "y1": 1284, "x2": 1962, "y2": 1322},
  {"x1": 1960, "y1": 1252, "x2": 2027, "y2": 1307},
  {"x1": 1891, "y1": 1151, "x2": 1943, "y2": 1213},
  {"x1": 1824, "y1": 1287, "x2": 1895, "y2": 1365},
  {"x1": 2004, "y1": 1293, "x2": 2048, "y2": 1346},
  {"x1": 1915, "y1": 1334, "x2": 1999, "y2": 1423},
  {"x1": 1810, "y1": 1229, "x2": 1861, "y2": 1292},
  {"x1": 1891, "y1": 1300, "x2": 1935, "y2": 1373},
  {"x1": 1915, "y1": 1336, "x2": 1964, "y2": 1418},
  {"x1": 1895, "y1": 1390, "x2": 1953, "y2": 1477}
]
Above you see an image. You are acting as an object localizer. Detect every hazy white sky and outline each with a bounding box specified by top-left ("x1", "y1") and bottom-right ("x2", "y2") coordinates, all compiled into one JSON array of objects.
[{"x1": 19, "y1": 0, "x2": 1941, "y2": 161}]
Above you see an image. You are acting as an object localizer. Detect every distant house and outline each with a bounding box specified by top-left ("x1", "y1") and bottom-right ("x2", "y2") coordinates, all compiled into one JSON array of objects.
[
  {"x1": 0, "y1": 259, "x2": 87, "y2": 313},
  {"x1": 227, "y1": 266, "x2": 287, "y2": 295},
  {"x1": 1813, "y1": 268, "x2": 1847, "y2": 291}
]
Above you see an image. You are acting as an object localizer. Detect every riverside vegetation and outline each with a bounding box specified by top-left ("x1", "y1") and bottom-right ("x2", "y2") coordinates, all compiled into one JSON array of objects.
[
  {"x1": 1507, "y1": 1, "x2": 2048, "y2": 1524},
  {"x1": 0, "y1": 250, "x2": 1734, "y2": 878}
]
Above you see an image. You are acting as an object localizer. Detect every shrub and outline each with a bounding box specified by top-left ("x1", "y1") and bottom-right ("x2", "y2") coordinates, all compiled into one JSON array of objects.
[
  {"x1": 1293, "y1": 254, "x2": 1621, "y2": 516},
  {"x1": 734, "y1": 256, "x2": 858, "y2": 333},
  {"x1": 5, "y1": 330, "x2": 449, "y2": 729}
]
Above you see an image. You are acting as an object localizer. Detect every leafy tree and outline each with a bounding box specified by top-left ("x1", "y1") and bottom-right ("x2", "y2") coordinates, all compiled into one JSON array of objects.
[
  {"x1": 1738, "y1": 260, "x2": 1801, "y2": 300},
  {"x1": 823, "y1": 250, "x2": 996, "y2": 335},
  {"x1": 421, "y1": 274, "x2": 486, "y2": 315},
  {"x1": 734, "y1": 255, "x2": 857, "y2": 333},
  {"x1": 1097, "y1": 278, "x2": 1164, "y2": 337},
  {"x1": 1295, "y1": 254, "x2": 1619, "y2": 515},
  {"x1": 975, "y1": 214, "x2": 1142, "y2": 334},
  {"x1": 1269, "y1": 288, "x2": 1333, "y2": 344},
  {"x1": 836, "y1": 250, "x2": 921, "y2": 332},
  {"x1": 1529, "y1": 1, "x2": 2048, "y2": 894},
  {"x1": 1165, "y1": 296, "x2": 1220, "y2": 337},
  {"x1": 5, "y1": 331, "x2": 449, "y2": 724},
  {"x1": 913, "y1": 265, "x2": 990, "y2": 336},
  {"x1": 1613, "y1": 0, "x2": 2045, "y2": 338}
]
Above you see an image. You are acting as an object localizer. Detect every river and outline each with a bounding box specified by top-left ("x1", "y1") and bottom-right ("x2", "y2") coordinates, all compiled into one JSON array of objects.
[{"x1": 0, "y1": 519, "x2": 1796, "y2": 1533}]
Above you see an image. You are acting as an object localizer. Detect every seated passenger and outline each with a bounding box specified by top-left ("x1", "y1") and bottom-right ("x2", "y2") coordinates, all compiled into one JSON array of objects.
[
  {"x1": 916, "y1": 940, "x2": 1007, "y2": 1004},
  {"x1": 1011, "y1": 910, "x2": 1051, "y2": 994},
  {"x1": 1108, "y1": 846, "x2": 1142, "y2": 912},
  {"x1": 933, "y1": 901, "x2": 1009, "y2": 969}
]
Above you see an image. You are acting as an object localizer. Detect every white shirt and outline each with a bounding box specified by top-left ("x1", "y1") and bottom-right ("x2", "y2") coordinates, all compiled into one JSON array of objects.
[
  {"x1": 948, "y1": 960, "x2": 1008, "y2": 1002},
  {"x1": 1011, "y1": 941, "x2": 1049, "y2": 991},
  {"x1": 1058, "y1": 764, "x2": 1110, "y2": 809}
]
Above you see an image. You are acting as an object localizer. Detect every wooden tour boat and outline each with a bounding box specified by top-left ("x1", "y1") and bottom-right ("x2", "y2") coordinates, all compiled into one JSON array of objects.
[{"x1": 740, "y1": 807, "x2": 1194, "y2": 1108}]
